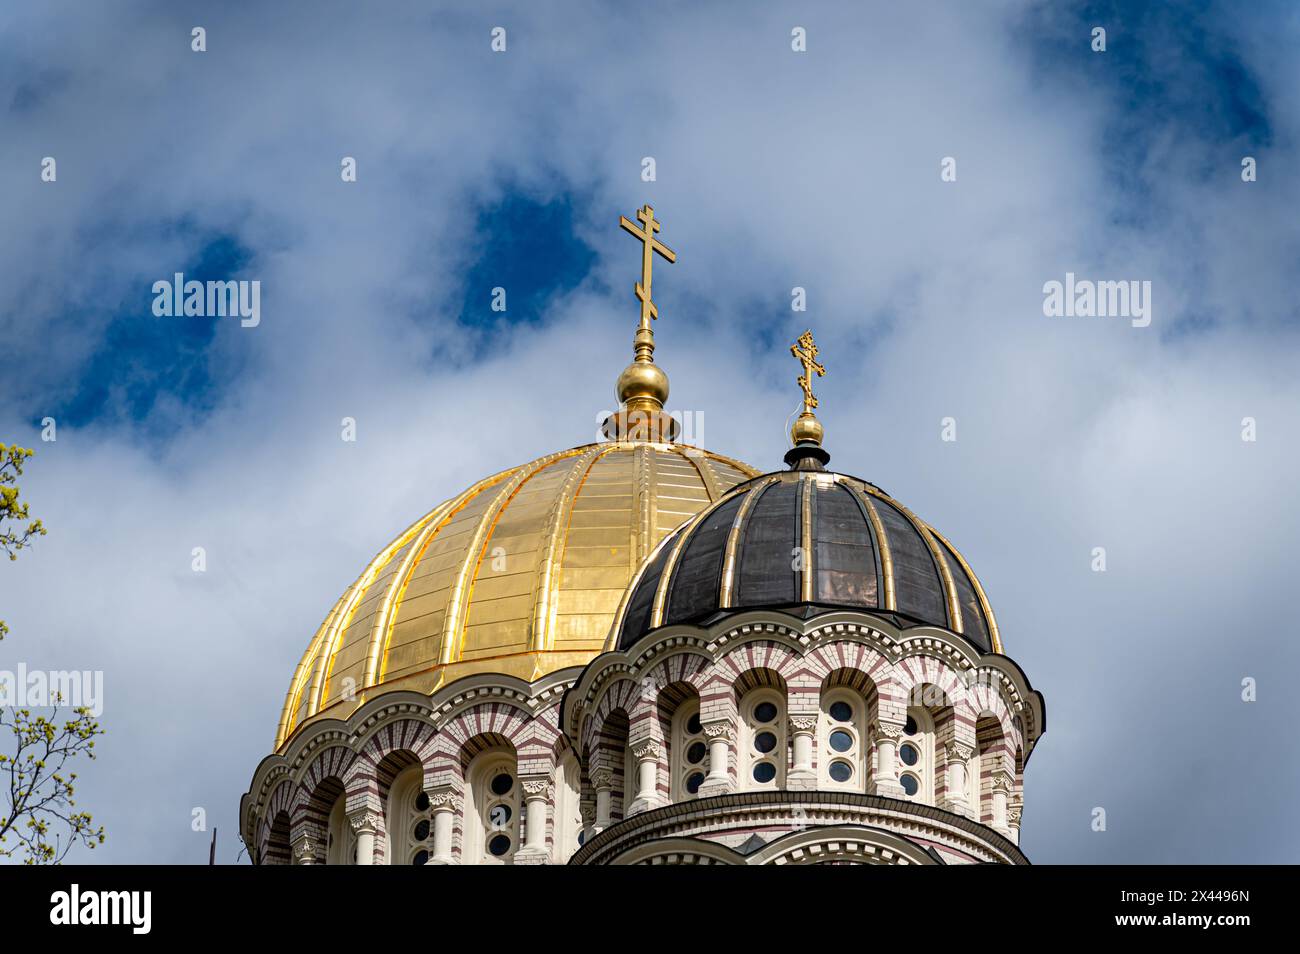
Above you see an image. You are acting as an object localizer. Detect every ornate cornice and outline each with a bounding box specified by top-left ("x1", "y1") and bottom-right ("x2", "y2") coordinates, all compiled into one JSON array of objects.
[{"x1": 571, "y1": 789, "x2": 1028, "y2": 867}]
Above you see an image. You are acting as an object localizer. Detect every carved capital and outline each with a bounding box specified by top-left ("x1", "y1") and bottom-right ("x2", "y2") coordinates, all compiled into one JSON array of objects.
[
  {"x1": 991, "y1": 770, "x2": 1015, "y2": 794},
  {"x1": 428, "y1": 790, "x2": 458, "y2": 811},
  {"x1": 944, "y1": 741, "x2": 975, "y2": 764},
  {"x1": 520, "y1": 778, "x2": 554, "y2": 800},
  {"x1": 293, "y1": 837, "x2": 319, "y2": 864},
  {"x1": 348, "y1": 810, "x2": 381, "y2": 835},
  {"x1": 590, "y1": 768, "x2": 614, "y2": 790},
  {"x1": 875, "y1": 721, "x2": 905, "y2": 742},
  {"x1": 1007, "y1": 805, "x2": 1023, "y2": 827},
  {"x1": 788, "y1": 715, "x2": 817, "y2": 733},
  {"x1": 631, "y1": 740, "x2": 662, "y2": 761},
  {"x1": 702, "y1": 722, "x2": 735, "y2": 741}
]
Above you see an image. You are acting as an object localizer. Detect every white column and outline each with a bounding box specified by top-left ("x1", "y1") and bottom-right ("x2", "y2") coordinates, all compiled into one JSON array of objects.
[
  {"x1": 1007, "y1": 797, "x2": 1023, "y2": 845},
  {"x1": 939, "y1": 741, "x2": 974, "y2": 816},
  {"x1": 429, "y1": 791, "x2": 457, "y2": 865},
  {"x1": 514, "y1": 779, "x2": 552, "y2": 864},
  {"x1": 627, "y1": 740, "x2": 664, "y2": 815},
  {"x1": 787, "y1": 715, "x2": 817, "y2": 789},
  {"x1": 872, "y1": 722, "x2": 905, "y2": 797},
  {"x1": 348, "y1": 810, "x2": 379, "y2": 866},
  {"x1": 699, "y1": 723, "x2": 734, "y2": 797},
  {"x1": 991, "y1": 771, "x2": 1014, "y2": 833},
  {"x1": 591, "y1": 768, "x2": 614, "y2": 831}
]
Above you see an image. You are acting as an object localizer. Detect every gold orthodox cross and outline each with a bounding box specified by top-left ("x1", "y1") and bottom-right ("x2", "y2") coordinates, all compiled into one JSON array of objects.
[
  {"x1": 619, "y1": 204, "x2": 677, "y2": 332},
  {"x1": 791, "y1": 329, "x2": 825, "y2": 413}
]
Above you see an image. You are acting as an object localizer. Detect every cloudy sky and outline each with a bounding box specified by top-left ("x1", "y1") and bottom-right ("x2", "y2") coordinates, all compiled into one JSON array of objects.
[{"x1": 2, "y1": 0, "x2": 1297, "y2": 863}]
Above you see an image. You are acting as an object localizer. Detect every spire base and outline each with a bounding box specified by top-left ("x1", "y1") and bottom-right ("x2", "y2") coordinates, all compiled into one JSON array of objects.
[{"x1": 784, "y1": 442, "x2": 830, "y2": 471}]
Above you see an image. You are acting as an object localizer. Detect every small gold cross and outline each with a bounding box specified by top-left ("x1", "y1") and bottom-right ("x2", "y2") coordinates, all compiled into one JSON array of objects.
[
  {"x1": 791, "y1": 329, "x2": 825, "y2": 414},
  {"x1": 619, "y1": 204, "x2": 677, "y2": 332}
]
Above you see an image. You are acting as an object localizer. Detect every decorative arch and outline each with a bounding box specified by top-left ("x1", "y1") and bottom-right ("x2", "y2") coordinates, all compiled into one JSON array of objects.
[
  {"x1": 292, "y1": 745, "x2": 356, "y2": 856},
  {"x1": 256, "y1": 779, "x2": 294, "y2": 864}
]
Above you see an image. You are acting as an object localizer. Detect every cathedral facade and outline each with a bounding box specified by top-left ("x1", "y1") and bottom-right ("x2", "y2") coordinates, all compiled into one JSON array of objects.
[{"x1": 241, "y1": 205, "x2": 1046, "y2": 866}]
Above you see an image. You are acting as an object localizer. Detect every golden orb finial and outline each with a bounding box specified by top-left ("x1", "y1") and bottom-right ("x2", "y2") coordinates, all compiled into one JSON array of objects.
[{"x1": 603, "y1": 204, "x2": 680, "y2": 442}]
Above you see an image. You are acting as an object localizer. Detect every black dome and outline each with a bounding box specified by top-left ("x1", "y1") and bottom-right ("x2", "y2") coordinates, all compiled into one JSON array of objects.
[{"x1": 613, "y1": 470, "x2": 999, "y2": 653}]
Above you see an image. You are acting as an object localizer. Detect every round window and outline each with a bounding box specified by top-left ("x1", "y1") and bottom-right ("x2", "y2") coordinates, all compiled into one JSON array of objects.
[
  {"x1": 899, "y1": 742, "x2": 919, "y2": 766},
  {"x1": 488, "y1": 834, "x2": 512, "y2": 857},
  {"x1": 900, "y1": 773, "x2": 919, "y2": 796},
  {"x1": 829, "y1": 760, "x2": 853, "y2": 783},
  {"x1": 489, "y1": 804, "x2": 512, "y2": 828},
  {"x1": 490, "y1": 772, "x2": 513, "y2": 796},
  {"x1": 414, "y1": 792, "x2": 430, "y2": 812},
  {"x1": 754, "y1": 701, "x2": 778, "y2": 724},
  {"x1": 829, "y1": 730, "x2": 854, "y2": 753},
  {"x1": 412, "y1": 849, "x2": 429, "y2": 866},
  {"x1": 829, "y1": 700, "x2": 853, "y2": 723},
  {"x1": 754, "y1": 731, "x2": 777, "y2": 754},
  {"x1": 752, "y1": 762, "x2": 777, "y2": 784},
  {"x1": 687, "y1": 713, "x2": 703, "y2": 735},
  {"x1": 686, "y1": 772, "x2": 705, "y2": 794},
  {"x1": 413, "y1": 818, "x2": 430, "y2": 842},
  {"x1": 687, "y1": 741, "x2": 707, "y2": 764},
  {"x1": 904, "y1": 716, "x2": 918, "y2": 736}
]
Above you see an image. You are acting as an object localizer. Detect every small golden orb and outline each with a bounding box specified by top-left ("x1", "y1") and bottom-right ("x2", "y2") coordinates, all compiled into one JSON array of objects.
[
  {"x1": 791, "y1": 411, "x2": 824, "y2": 446},
  {"x1": 616, "y1": 360, "x2": 670, "y2": 407}
]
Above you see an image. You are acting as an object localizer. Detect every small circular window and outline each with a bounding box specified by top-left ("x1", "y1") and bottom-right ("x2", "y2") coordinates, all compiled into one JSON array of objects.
[
  {"x1": 490, "y1": 772, "x2": 513, "y2": 797},
  {"x1": 900, "y1": 773, "x2": 919, "y2": 797},
  {"x1": 488, "y1": 834, "x2": 512, "y2": 857},
  {"x1": 829, "y1": 700, "x2": 853, "y2": 723},
  {"x1": 752, "y1": 762, "x2": 777, "y2": 784},
  {"x1": 687, "y1": 741, "x2": 707, "y2": 764},
  {"x1": 687, "y1": 713, "x2": 703, "y2": 735},
  {"x1": 829, "y1": 730, "x2": 854, "y2": 753},
  {"x1": 829, "y1": 760, "x2": 853, "y2": 783},
  {"x1": 904, "y1": 716, "x2": 918, "y2": 736},
  {"x1": 899, "y1": 742, "x2": 919, "y2": 766},
  {"x1": 488, "y1": 804, "x2": 512, "y2": 828},
  {"x1": 686, "y1": 772, "x2": 705, "y2": 794},
  {"x1": 754, "y1": 701, "x2": 778, "y2": 724},
  {"x1": 754, "y1": 731, "x2": 778, "y2": 754},
  {"x1": 414, "y1": 792, "x2": 430, "y2": 812},
  {"x1": 412, "y1": 849, "x2": 429, "y2": 866},
  {"x1": 413, "y1": 819, "x2": 430, "y2": 842}
]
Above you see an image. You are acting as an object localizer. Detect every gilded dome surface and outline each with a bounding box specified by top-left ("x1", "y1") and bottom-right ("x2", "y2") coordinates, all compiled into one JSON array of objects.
[
  {"x1": 611, "y1": 469, "x2": 1002, "y2": 654},
  {"x1": 276, "y1": 440, "x2": 759, "y2": 748}
]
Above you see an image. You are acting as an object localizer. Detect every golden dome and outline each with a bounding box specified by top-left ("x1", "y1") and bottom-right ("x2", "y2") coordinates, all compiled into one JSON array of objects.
[{"x1": 275, "y1": 440, "x2": 759, "y2": 749}]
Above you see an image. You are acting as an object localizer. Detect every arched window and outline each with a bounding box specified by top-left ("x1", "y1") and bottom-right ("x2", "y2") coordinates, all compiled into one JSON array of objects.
[
  {"x1": 552, "y1": 751, "x2": 583, "y2": 863},
  {"x1": 385, "y1": 765, "x2": 431, "y2": 865},
  {"x1": 670, "y1": 699, "x2": 709, "y2": 800},
  {"x1": 819, "y1": 689, "x2": 866, "y2": 790},
  {"x1": 326, "y1": 791, "x2": 355, "y2": 865},
  {"x1": 465, "y1": 749, "x2": 521, "y2": 865},
  {"x1": 739, "y1": 689, "x2": 786, "y2": 790},
  {"x1": 898, "y1": 707, "x2": 934, "y2": 803}
]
